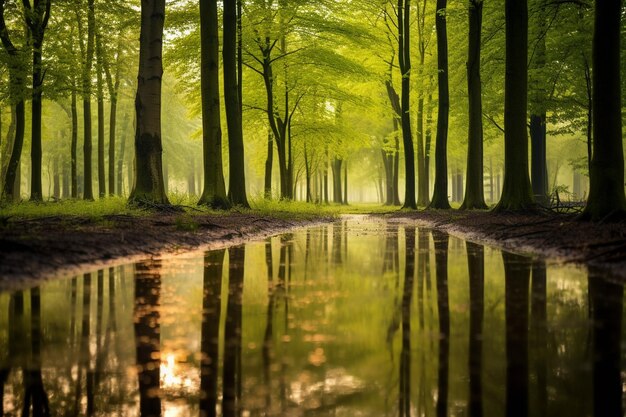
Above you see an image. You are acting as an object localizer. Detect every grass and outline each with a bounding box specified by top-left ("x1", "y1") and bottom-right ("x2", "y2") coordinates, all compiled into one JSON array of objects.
[{"x1": 0, "y1": 194, "x2": 401, "y2": 222}]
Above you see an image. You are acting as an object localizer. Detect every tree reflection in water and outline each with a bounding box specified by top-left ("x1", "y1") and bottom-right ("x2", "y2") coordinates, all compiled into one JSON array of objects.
[
  {"x1": 134, "y1": 260, "x2": 163, "y2": 417},
  {"x1": 200, "y1": 249, "x2": 225, "y2": 417},
  {"x1": 0, "y1": 219, "x2": 625, "y2": 416},
  {"x1": 589, "y1": 268, "x2": 623, "y2": 417},
  {"x1": 503, "y1": 252, "x2": 530, "y2": 417},
  {"x1": 466, "y1": 242, "x2": 484, "y2": 417},
  {"x1": 433, "y1": 230, "x2": 450, "y2": 417}
]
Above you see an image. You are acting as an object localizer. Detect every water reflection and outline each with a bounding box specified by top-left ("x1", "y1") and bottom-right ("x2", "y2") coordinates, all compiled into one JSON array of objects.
[{"x1": 0, "y1": 218, "x2": 624, "y2": 417}]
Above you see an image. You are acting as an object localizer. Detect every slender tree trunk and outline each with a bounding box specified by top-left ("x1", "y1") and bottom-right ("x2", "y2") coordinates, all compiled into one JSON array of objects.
[
  {"x1": 81, "y1": 0, "x2": 96, "y2": 201},
  {"x1": 343, "y1": 161, "x2": 348, "y2": 205},
  {"x1": 461, "y1": 0, "x2": 487, "y2": 210},
  {"x1": 265, "y1": 131, "x2": 273, "y2": 199},
  {"x1": 117, "y1": 112, "x2": 130, "y2": 195},
  {"x1": 529, "y1": 0, "x2": 548, "y2": 205},
  {"x1": 2, "y1": 98, "x2": 24, "y2": 202},
  {"x1": 199, "y1": 0, "x2": 229, "y2": 208},
  {"x1": 430, "y1": 0, "x2": 451, "y2": 209},
  {"x1": 425, "y1": 92, "x2": 433, "y2": 199},
  {"x1": 71, "y1": 89, "x2": 78, "y2": 198},
  {"x1": 62, "y1": 156, "x2": 70, "y2": 198},
  {"x1": 393, "y1": 133, "x2": 401, "y2": 205},
  {"x1": 30, "y1": 43, "x2": 44, "y2": 201},
  {"x1": 53, "y1": 155, "x2": 60, "y2": 198},
  {"x1": 96, "y1": 33, "x2": 106, "y2": 198},
  {"x1": 129, "y1": 0, "x2": 169, "y2": 204},
  {"x1": 398, "y1": 0, "x2": 416, "y2": 209},
  {"x1": 223, "y1": 0, "x2": 249, "y2": 207},
  {"x1": 495, "y1": 0, "x2": 534, "y2": 211},
  {"x1": 582, "y1": 0, "x2": 626, "y2": 220},
  {"x1": 1, "y1": 106, "x2": 16, "y2": 186},
  {"x1": 332, "y1": 158, "x2": 342, "y2": 204}
]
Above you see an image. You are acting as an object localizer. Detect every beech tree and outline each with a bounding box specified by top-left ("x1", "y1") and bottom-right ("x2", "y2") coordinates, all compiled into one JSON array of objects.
[
  {"x1": 581, "y1": 0, "x2": 626, "y2": 220},
  {"x1": 223, "y1": 0, "x2": 249, "y2": 208},
  {"x1": 198, "y1": 0, "x2": 229, "y2": 209},
  {"x1": 495, "y1": 0, "x2": 534, "y2": 211},
  {"x1": 129, "y1": 0, "x2": 169, "y2": 204},
  {"x1": 460, "y1": 0, "x2": 487, "y2": 210}
]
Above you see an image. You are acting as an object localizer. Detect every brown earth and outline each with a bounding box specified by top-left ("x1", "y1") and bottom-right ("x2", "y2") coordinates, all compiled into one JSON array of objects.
[
  {"x1": 0, "y1": 212, "x2": 332, "y2": 290},
  {"x1": 385, "y1": 209, "x2": 626, "y2": 278},
  {"x1": 1, "y1": 209, "x2": 625, "y2": 290}
]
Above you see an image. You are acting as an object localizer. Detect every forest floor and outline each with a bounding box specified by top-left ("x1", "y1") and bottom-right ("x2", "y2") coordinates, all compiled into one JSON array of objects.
[
  {"x1": 0, "y1": 203, "x2": 337, "y2": 290},
  {"x1": 386, "y1": 209, "x2": 626, "y2": 278},
  {"x1": 2, "y1": 200, "x2": 626, "y2": 289}
]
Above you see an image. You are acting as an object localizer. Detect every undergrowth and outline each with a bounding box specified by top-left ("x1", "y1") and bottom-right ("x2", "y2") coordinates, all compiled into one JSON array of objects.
[{"x1": 0, "y1": 194, "x2": 398, "y2": 221}]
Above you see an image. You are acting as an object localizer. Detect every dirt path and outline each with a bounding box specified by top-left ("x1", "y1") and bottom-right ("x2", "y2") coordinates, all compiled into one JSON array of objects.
[
  {"x1": 385, "y1": 210, "x2": 626, "y2": 278},
  {"x1": 0, "y1": 212, "x2": 333, "y2": 290}
]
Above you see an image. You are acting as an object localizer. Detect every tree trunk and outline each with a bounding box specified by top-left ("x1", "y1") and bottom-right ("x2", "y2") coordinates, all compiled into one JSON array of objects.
[
  {"x1": 398, "y1": 0, "x2": 416, "y2": 209},
  {"x1": 129, "y1": 0, "x2": 169, "y2": 204},
  {"x1": 393, "y1": 125, "x2": 401, "y2": 205},
  {"x1": 53, "y1": 155, "x2": 60, "y2": 199},
  {"x1": 117, "y1": 112, "x2": 130, "y2": 195},
  {"x1": 62, "y1": 156, "x2": 70, "y2": 198},
  {"x1": 30, "y1": 43, "x2": 44, "y2": 201},
  {"x1": 343, "y1": 161, "x2": 348, "y2": 205},
  {"x1": 96, "y1": 33, "x2": 106, "y2": 198},
  {"x1": 81, "y1": 0, "x2": 96, "y2": 201},
  {"x1": 461, "y1": 0, "x2": 487, "y2": 210},
  {"x1": 332, "y1": 158, "x2": 342, "y2": 204},
  {"x1": 495, "y1": 0, "x2": 534, "y2": 211},
  {"x1": 199, "y1": 0, "x2": 229, "y2": 208},
  {"x1": 223, "y1": 0, "x2": 249, "y2": 207},
  {"x1": 2, "y1": 99, "x2": 24, "y2": 202},
  {"x1": 430, "y1": 0, "x2": 451, "y2": 209},
  {"x1": 264, "y1": 131, "x2": 273, "y2": 199},
  {"x1": 582, "y1": 0, "x2": 626, "y2": 220},
  {"x1": 529, "y1": 0, "x2": 548, "y2": 206},
  {"x1": 1, "y1": 106, "x2": 16, "y2": 186},
  {"x1": 71, "y1": 89, "x2": 78, "y2": 198}
]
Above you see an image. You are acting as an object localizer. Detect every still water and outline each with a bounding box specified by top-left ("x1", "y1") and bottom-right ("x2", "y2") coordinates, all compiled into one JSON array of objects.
[{"x1": 0, "y1": 217, "x2": 623, "y2": 417}]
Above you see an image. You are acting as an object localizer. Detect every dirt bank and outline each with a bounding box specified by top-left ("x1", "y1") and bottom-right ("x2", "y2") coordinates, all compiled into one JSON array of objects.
[
  {"x1": 386, "y1": 210, "x2": 626, "y2": 278},
  {"x1": 0, "y1": 212, "x2": 333, "y2": 290}
]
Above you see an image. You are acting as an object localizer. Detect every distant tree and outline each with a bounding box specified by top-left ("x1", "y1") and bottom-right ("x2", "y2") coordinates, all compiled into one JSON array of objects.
[
  {"x1": 129, "y1": 0, "x2": 169, "y2": 204},
  {"x1": 223, "y1": 0, "x2": 249, "y2": 207},
  {"x1": 495, "y1": 0, "x2": 534, "y2": 211},
  {"x1": 429, "y1": 0, "x2": 451, "y2": 209},
  {"x1": 198, "y1": 0, "x2": 229, "y2": 209},
  {"x1": 581, "y1": 0, "x2": 626, "y2": 220},
  {"x1": 460, "y1": 0, "x2": 487, "y2": 210}
]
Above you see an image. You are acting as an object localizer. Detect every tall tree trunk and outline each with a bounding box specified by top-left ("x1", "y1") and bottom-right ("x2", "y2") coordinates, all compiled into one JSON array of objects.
[
  {"x1": 398, "y1": 0, "x2": 416, "y2": 209},
  {"x1": 82, "y1": 0, "x2": 96, "y2": 201},
  {"x1": 461, "y1": 0, "x2": 487, "y2": 210},
  {"x1": 495, "y1": 0, "x2": 534, "y2": 211},
  {"x1": 129, "y1": 0, "x2": 169, "y2": 204},
  {"x1": 96, "y1": 31, "x2": 106, "y2": 198},
  {"x1": 62, "y1": 155, "x2": 70, "y2": 198},
  {"x1": 2, "y1": 98, "x2": 24, "y2": 202},
  {"x1": 71, "y1": 88, "x2": 78, "y2": 198},
  {"x1": 199, "y1": 0, "x2": 229, "y2": 208},
  {"x1": 25, "y1": 0, "x2": 51, "y2": 202},
  {"x1": 264, "y1": 131, "x2": 273, "y2": 199},
  {"x1": 429, "y1": 0, "x2": 451, "y2": 209},
  {"x1": 582, "y1": 0, "x2": 626, "y2": 220},
  {"x1": 393, "y1": 132, "x2": 401, "y2": 205},
  {"x1": 117, "y1": 112, "x2": 130, "y2": 195},
  {"x1": 223, "y1": 0, "x2": 249, "y2": 207},
  {"x1": 332, "y1": 158, "x2": 342, "y2": 204},
  {"x1": 343, "y1": 161, "x2": 348, "y2": 205},
  {"x1": 1, "y1": 105, "x2": 16, "y2": 186},
  {"x1": 529, "y1": 0, "x2": 548, "y2": 206}
]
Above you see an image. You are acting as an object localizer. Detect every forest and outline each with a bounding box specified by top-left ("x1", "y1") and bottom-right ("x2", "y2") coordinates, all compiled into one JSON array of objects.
[{"x1": 0, "y1": 0, "x2": 624, "y2": 221}]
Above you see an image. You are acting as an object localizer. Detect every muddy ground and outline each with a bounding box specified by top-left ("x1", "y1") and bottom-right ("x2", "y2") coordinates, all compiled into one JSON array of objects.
[
  {"x1": 387, "y1": 209, "x2": 626, "y2": 278},
  {"x1": 0, "y1": 212, "x2": 332, "y2": 290},
  {"x1": 1, "y1": 209, "x2": 625, "y2": 289}
]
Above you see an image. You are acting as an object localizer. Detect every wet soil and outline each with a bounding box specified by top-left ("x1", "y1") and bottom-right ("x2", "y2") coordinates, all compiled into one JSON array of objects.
[
  {"x1": 2, "y1": 209, "x2": 625, "y2": 289},
  {"x1": 0, "y1": 212, "x2": 332, "y2": 289},
  {"x1": 386, "y1": 210, "x2": 626, "y2": 278}
]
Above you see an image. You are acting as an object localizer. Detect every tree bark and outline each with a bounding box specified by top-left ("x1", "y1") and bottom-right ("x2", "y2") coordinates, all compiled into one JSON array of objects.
[
  {"x1": 429, "y1": 0, "x2": 451, "y2": 209},
  {"x1": 582, "y1": 0, "x2": 626, "y2": 220},
  {"x1": 461, "y1": 0, "x2": 487, "y2": 210},
  {"x1": 264, "y1": 131, "x2": 273, "y2": 199},
  {"x1": 495, "y1": 0, "x2": 534, "y2": 211},
  {"x1": 398, "y1": 0, "x2": 416, "y2": 209},
  {"x1": 71, "y1": 88, "x2": 78, "y2": 198},
  {"x1": 223, "y1": 0, "x2": 249, "y2": 207},
  {"x1": 199, "y1": 0, "x2": 229, "y2": 208},
  {"x1": 129, "y1": 0, "x2": 169, "y2": 204}
]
